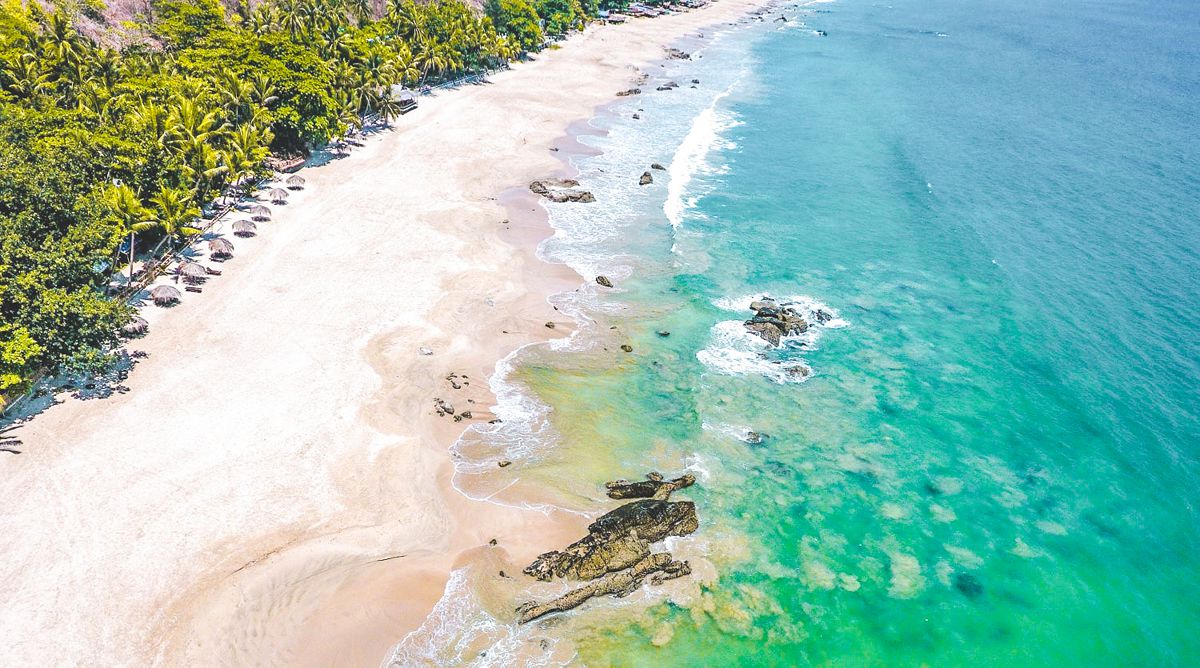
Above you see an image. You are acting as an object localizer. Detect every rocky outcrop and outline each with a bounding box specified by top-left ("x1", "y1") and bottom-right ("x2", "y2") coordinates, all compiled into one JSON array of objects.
[
  {"x1": 524, "y1": 497, "x2": 697, "y2": 582},
  {"x1": 530, "y1": 178, "x2": 595, "y2": 203},
  {"x1": 605, "y1": 472, "x2": 695, "y2": 500},
  {"x1": 651, "y1": 163, "x2": 666, "y2": 171},
  {"x1": 666, "y1": 48, "x2": 691, "y2": 60},
  {"x1": 639, "y1": 171, "x2": 654, "y2": 185},
  {"x1": 656, "y1": 82, "x2": 679, "y2": 91},
  {"x1": 616, "y1": 88, "x2": 642, "y2": 96},
  {"x1": 516, "y1": 553, "x2": 691, "y2": 623},
  {"x1": 517, "y1": 472, "x2": 699, "y2": 623},
  {"x1": 743, "y1": 297, "x2": 810, "y2": 346},
  {"x1": 595, "y1": 275, "x2": 613, "y2": 288}
]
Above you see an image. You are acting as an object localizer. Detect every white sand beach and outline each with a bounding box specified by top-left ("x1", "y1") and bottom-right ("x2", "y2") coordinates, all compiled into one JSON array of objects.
[{"x1": 0, "y1": 1, "x2": 769, "y2": 665}]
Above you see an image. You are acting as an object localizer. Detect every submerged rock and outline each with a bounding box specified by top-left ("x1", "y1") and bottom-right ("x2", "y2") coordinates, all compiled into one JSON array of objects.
[{"x1": 954, "y1": 572, "x2": 984, "y2": 599}]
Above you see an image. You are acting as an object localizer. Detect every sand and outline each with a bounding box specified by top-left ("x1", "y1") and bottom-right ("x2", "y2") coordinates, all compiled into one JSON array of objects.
[{"x1": 0, "y1": 1, "x2": 770, "y2": 665}]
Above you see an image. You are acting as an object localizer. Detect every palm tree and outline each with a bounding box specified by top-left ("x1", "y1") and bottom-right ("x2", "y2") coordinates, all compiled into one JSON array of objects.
[
  {"x1": 374, "y1": 91, "x2": 404, "y2": 128},
  {"x1": 136, "y1": 186, "x2": 202, "y2": 252},
  {"x1": 105, "y1": 184, "x2": 154, "y2": 281}
]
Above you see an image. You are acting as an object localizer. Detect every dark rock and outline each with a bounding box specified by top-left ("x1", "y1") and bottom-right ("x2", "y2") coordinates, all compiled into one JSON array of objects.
[
  {"x1": 786, "y1": 365, "x2": 810, "y2": 379},
  {"x1": 743, "y1": 297, "x2": 810, "y2": 346},
  {"x1": 744, "y1": 431, "x2": 765, "y2": 445},
  {"x1": 814, "y1": 309, "x2": 833, "y2": 324},
  {"x1": 651, "y1": 163, "x2": 666, "y2": 171},
  {"x1": 633, "y1": 113, "x2": 641, "y2": 119},
  {"x1": 666, "y1": 48, "x2": 690, "y2": 60},
  {"x1": 545, "y1": 321, "x2": 556, "y2": 329},
  {"x1": 460, "y1": 411, "x2": 473, "y2": 419},
  {"x1": 744, "y1": 320, "x2": 782, "y2": 346},
  {"x1": 524, "y1": 499, "x2": 698, "y2": 582},
  {"x1": 498, "y1": 460, "x2": 512, "y2": 468},
  {"x1": 616, "y1": 88, "x2": 642, "y2": 96},
  {"x1": 656, "y1": 330, "x2": 670, "y2": 337},
  {"x1": 691, "y1": 78, "x2": 700, "y2": 84},
  {"x1": 620, "y1": 344, "x2": 633, "y2": 353},
  {"x1": 595, "y1": 275, "x2": 613, "y2": 288},
  {"x1": 639, "y1": 171, "x2": 653, "y2": 185},
  {"x1": 606, "y1": 473, "x2": 695, "y2": 500},
  {"x1": 588, "y1": 499, "x2": 699, "y2": 542},
  {"x1": 954, "y1": 572, "x2": 984, "y2": 599}
]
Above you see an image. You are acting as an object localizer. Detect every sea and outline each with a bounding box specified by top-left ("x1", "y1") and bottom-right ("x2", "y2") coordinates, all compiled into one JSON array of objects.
[{"x1": 389, "y1": 0, "x2": 1200, "y2": 664}]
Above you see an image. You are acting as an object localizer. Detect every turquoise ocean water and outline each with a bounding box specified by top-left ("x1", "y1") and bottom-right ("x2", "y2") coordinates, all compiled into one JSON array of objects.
[{"x1": 393, "y1": 0, "x2": 1200, "y2": 664}]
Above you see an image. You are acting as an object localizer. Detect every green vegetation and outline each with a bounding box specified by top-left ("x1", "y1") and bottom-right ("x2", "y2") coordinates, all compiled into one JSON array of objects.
[{"x1": 0, "y1": 0, "x2": 617, "y2": 399}]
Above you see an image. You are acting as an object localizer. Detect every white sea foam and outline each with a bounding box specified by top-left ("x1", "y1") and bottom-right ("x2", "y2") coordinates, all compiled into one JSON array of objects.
[
  {"x1": 384, "y1": 569, "x2": 567, "y2": 667},
  {"x1": 664, "y1": 89, "x2": 742, "y2": 232},
  {"x1": 698, "y1": 295, "x2": 848, "y2": 383}
]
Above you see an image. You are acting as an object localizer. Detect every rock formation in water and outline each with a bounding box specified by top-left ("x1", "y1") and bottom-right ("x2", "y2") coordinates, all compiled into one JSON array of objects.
[
  {"x1": 743, "y1": 297, "x2": 811, "y2": 346},
  {"x1": 516, "y1": 553, "x2": 691, "y2": 623},
  {"x1": 516, "y1": 472, "x2": 699, "y2": 623},
  {"x1": 530, "y1": 178, "x2": 595, "y2": 203}
]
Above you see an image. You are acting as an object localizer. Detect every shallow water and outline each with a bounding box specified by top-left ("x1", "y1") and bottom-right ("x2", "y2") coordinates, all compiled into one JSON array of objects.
[{"x1": 400, "y1": 0, "x2": 1200, "y2": 664}]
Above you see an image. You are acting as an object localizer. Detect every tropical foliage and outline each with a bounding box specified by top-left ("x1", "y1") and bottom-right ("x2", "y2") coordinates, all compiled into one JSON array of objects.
[{"x1": 0, "y1": 0, "x2": 612, "y2": 397}]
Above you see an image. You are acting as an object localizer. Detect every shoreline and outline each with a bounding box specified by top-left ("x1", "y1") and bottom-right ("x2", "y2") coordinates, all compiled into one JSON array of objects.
[{"x1": 0, "y1": 1, "x2": 775, "y2": 665}]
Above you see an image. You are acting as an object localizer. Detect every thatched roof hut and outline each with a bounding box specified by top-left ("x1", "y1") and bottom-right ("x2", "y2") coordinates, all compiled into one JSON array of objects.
[
  {"x1": 269, "y1": 188, "x2": 289, "y2": 203},
  {"x1": 178, "y1": 261, "x2": 207, "y2": 283},
  {"x1": 208, "y1": 238, "x2": 235, "y2": 258},
  {"x1": 150, "y1": 285, "x2": 181, "y2": 306},
  {"x1": 286, "y1": 175, "x2": 306, "y2": 189},
  {"x1": 121, "y1": 315, "x2": 149, "y2": 337},
  {"x1": 232, "y1": 220, "x2": 257, "y2": 237},
  {"x1": 250, "y1": 204, "x2": 271, "y2": 221}
]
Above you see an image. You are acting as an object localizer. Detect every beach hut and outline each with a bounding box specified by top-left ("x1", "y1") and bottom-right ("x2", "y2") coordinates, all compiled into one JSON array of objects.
[
  {"x1": 232, "y1": 220, "x2": 257, "y2": 237},
  {"x1": 121, "y1": 315, "x2": 149, "y2": 337},
  {"x1": 269, "y1": 188, "x2": 289, "y2": 204},
  {"x1": 286, "y1": 175, "x2": 306, "y2": 190},
  {"x1": 178, "y1": 261, "x2": 208, "y2": 283},
  {"x1": 150, "y1": 285, "x2": 180, "y2": 306},
  {"x1": 250, "y1": 204, "x2": 271, "y2": 221},
  {"x1": 398, "y1": 89, "x2": 418, "y2": 114},
  {"x1": 208, "y1": 238, "x2": 235, "y2": 259}
]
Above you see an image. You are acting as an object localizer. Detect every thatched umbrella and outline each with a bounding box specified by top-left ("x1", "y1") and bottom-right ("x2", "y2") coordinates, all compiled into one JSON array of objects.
[
  {"x1": 232, "y1": 220, "x2": 257, "y2": 237},
  {"x1": 150, "y1": 285, "x2": 181, "y2": 306},
  {"x1": 269, "y1": 188, "x2": 289, "y2": 203},
  {"x1": 286, "y1": 175, "x2": 306, "y2": 189},
  {"x1": 121, "y1": 315, "x2": 149, "y2": 337},
  {"x1": 250, "y1": 204, "x2": 271, "y2": 221},
  {"x1": 178, "y1": 261, "x2": 207, "y2": 283},
  {"x1": 208, "y1": 237, "x2": 235, "y2": 259}
]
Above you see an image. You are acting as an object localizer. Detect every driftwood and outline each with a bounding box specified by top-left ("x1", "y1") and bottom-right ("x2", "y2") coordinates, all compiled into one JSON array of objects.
[
  {"x1": 516, "y1": 553, "x2": 691, "y2": 623},
  {"x1": 605, "y1": 472, "x2": 696, "y2": 500}
]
